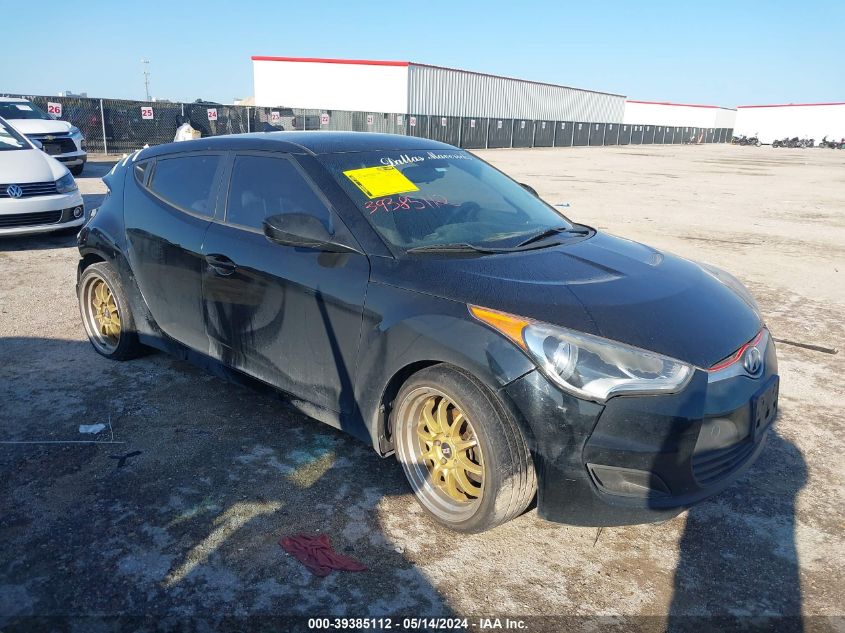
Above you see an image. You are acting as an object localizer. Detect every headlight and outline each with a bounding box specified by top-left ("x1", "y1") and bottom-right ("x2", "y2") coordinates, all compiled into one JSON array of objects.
[
  {"x1": 470, "y1": 305, "x2": 693, "y2": 402},
  {"x1": 56, "y1": 172, "x2": 78, "y2": 194},
  {"x1": 69, "y1": 125, "x2": 82, "y2": 137}
]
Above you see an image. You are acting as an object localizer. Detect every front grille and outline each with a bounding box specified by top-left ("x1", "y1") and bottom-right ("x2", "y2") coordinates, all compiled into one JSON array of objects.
[
  {"x1": 0, "y1": 181, "x2": 59, "y2": 198},
  {"x1": 28, "y1": 134, "x2": 77, "y2": 155},
  {"x1": 691, "y1": 440, "x2": 755, "y2": 487},
  {"x1": 0, "y1": 210, "x2": 63, "y2": 228}
]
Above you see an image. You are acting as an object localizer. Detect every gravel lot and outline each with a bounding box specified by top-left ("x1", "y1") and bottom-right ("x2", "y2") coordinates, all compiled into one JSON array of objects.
[{"x1": 1, "y1": 145, "x2": 843, "y2": 631}]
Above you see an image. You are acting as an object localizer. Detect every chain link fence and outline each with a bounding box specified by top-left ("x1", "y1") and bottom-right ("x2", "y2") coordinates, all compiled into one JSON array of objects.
[{"x1": 3, "y1": 94, "x2": 732, "y2": 154}]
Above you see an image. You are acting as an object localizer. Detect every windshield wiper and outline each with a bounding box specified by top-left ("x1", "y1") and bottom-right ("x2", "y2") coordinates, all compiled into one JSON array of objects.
[
  {"x1": 407, "y1": 227, "x2": 591, "y2": 255},
  {"x1": 516, "y1": 225, "x2": 589, "y2": 248},
  {"x1": 406, "y1": 242, "x2": 506, "y2": 255}
]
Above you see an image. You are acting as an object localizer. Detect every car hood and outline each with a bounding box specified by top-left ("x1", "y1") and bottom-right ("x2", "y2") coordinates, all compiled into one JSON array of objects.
[
  {"x1": 0, "y1": 148, "x2": 67, "y2": 183},
  {"x1": 6, "y1": 118, "x2": 72, "y2": 135},
  {"x1": 372, "y1": 231, "x2": 762, "y2": 368}
]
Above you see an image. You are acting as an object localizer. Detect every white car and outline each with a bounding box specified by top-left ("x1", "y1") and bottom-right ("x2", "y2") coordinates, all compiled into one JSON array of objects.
[
  {"x1": 0, "y1": 97, "x2": 87, "y2": 175},
  {"x1": 0, "y1": 116, "x2": 85, "y2": 237}
]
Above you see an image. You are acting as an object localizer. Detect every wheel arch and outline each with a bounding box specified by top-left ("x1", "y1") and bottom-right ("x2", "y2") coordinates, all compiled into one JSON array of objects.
[
  {"x1": 373, "y1": 356, "x2": 536, "y2": 457},
  {"x1": 78, "y1": 251, "x2": 106, "y2": 272},
  {"x1": 376, "y1": 360, "x2": 443, "y2": 454}
]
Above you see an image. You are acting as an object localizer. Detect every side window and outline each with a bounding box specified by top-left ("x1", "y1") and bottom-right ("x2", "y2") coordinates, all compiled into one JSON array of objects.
[
  {"x1": 133, "y1": 160, "x2": 149, "y2": 185},
  {"x1": 226, "y1": 154, "x2": 330, "y2": 230},
  {"x1": 148, "y1": 154, "x2": 220, "y2": 217}
]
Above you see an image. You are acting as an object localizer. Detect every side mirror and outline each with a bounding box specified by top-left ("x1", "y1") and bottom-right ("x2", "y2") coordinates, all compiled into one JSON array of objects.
[
  {"x1": 262, "y1": 213, "x2": 357, "y2": 253},
  {"x1": 519, "y1": 182, "x2": 539, "y2": 197},
  {"x1": 31, "y1": 139, "x2": 43, "y2": 151}
]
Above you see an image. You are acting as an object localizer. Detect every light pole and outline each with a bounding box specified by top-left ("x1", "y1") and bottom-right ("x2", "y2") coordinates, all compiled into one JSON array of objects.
[{"x1": 141, "y1": 59, "x2": 151, "y2": 101}]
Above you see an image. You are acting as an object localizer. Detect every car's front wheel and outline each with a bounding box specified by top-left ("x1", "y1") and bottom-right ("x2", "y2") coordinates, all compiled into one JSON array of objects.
[
  {"x1": 78, "y1": 262, "x2": 143, "y2": 360},
  {"x1": 392, "y1": 365, "x2": 536, "y2": 532}
]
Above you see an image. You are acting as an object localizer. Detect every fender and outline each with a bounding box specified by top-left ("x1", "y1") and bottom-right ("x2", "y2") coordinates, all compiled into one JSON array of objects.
[{"x1": 353, "y1": 281, "x2": 535, "y2": 454}]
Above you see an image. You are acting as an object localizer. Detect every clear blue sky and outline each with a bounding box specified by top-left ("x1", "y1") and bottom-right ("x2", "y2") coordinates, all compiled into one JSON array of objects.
[{"x1": 3, "y1": 0, "x2": 842, "y2": 106}]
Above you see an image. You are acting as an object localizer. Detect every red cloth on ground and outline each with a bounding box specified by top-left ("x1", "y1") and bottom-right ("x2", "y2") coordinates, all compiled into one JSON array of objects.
[{"x1": 280, "y1": 533, "x2": 368, "y2": 577}]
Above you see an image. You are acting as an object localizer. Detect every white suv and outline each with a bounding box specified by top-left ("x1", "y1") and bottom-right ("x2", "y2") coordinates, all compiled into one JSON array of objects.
[
  {"x1": 0, "y1": 97, "x2": 87, "y2": 175},
  {"x1": 0, "y1": 116, "x2": 85, "y2": 237}
]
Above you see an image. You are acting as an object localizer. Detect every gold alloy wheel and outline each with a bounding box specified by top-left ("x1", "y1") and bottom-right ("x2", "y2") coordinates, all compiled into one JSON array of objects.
[
  {"x1": 91, "y1": 279, "x2": 121, "y2": 340},
  {"x1": 81, "y1": 273, "x2": 122, "y2": 354},
  {"x1": 415, "y1": 395, "x2": 484, "y2": 503}
]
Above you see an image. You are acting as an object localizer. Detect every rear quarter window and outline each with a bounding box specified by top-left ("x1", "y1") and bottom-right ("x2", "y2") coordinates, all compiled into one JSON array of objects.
[
  {"x1": 133, "y1": 160, "x2": 150, "y2": 185},
  {"x1": 148, "y1": 154, "x2": 221, "y2": 217}
]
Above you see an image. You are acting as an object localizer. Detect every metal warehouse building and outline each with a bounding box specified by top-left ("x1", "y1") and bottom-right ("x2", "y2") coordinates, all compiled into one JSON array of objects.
[
  {"x1": 251, "y1": 56, "x2": 626, "y2": 123},
  {"x1": 624, "y1": 100, "x2": 736, "y2": 130},
  {"x1": 250, "y1": 56, "x2": 736, "y2": 147},
  {"x1": 621, "y1": 100, "x2": 736, "y2": 144}
]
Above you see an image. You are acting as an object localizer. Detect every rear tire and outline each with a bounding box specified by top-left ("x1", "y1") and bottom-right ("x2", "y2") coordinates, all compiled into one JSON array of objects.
[
  {"x1": 70, "y1": 164, "x2": 84, "y2": 176},
  {"x1": 392, "y1": 364, "x2": 536, "y2": 533},
  {"x1": 78, "y1": 262, "x2": 143, "y2": 360}
]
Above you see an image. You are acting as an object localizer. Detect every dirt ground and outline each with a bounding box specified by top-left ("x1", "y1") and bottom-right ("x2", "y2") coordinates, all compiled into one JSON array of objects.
[{"x1": 1, "y1": 145, "x2": 843, "y2": 631}]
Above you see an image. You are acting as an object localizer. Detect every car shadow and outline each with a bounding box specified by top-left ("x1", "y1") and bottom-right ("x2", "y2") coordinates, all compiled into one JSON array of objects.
[
  {"x1": 0, "y1": 335, "x2": 458, "y2": 627},
  {"x1": 666, "y1": 428, "x2": 807, "y2": 632},
  {"x1": 79, "y1": 160, "x2": 119, "y2": 178},
  {"x1": 0, "y1": 231, "x2": 78, "y2": 251}
]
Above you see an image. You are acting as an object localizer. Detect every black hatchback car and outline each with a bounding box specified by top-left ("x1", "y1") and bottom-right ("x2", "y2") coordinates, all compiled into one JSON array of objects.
[{"x1": 77, "y1": 132, "x2": 778, "y2": 533}]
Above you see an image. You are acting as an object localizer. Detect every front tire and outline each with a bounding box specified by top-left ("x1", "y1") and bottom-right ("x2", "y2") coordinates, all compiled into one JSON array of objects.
[
  {"x1": 78, "y1": 262, "x2": 143, "y2": 360},
  {"x1": 392, "y1": 365, "x2": 536, "y2": 533}
]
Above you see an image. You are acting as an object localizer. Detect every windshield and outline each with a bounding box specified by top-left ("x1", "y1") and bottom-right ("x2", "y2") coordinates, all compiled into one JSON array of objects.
[
  {"x1": 0, "y1": 119, "x2": 29, "y2": 151},
  {"x1": 321, "y1": 149, "x2": 574, "y2": 252},
  {"x1": 0, "y1": 101, "x2": 52, "y2": 121}
]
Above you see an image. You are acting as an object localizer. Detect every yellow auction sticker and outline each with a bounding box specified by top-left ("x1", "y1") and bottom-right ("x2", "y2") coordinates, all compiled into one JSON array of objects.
[{"x1": 343, "y1": 165, "x2": 420, "y2": 199}]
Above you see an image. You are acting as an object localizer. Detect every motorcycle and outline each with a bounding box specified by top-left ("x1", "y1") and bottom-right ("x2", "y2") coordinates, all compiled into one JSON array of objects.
[
  {"x1": 772, "y1": 137, "x2": 814, "y2": 148},
  {"x1": 741, "y1": 135, "x2": 761, "y2": 147},
  {"x1": 818, "y1": 136, "x2": 842, "y2": 149}
]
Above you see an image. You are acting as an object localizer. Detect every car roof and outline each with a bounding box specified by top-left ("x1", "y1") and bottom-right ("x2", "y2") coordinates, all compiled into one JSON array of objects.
[
  {"x1": 137, "y1": 131, "x2": 458, "y2": 160},
  {"x1": 0, "y1": 97, "x2": 28, "y2": 103}
]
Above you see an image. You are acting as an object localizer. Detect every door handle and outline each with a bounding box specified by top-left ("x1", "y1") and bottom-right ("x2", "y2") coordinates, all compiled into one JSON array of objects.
[{"x1": 205, "y1": 254, "x2": 237, "y2": 276}]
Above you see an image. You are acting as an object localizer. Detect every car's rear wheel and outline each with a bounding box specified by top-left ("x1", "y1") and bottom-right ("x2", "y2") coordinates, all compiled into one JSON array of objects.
[
  {"x1": 78, "y1": 262, "x2": 143, "y2": 360},
  {"x1": 70, "y1": 164, "x2": 84, "y2": 176},
  {"x1": 392, "y1": 365, "x2": 536, "y2": 533}
]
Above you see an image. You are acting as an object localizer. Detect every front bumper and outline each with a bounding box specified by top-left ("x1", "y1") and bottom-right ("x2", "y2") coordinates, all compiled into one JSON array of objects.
[
  {"x1": 53, "y1": 151, "x2": 87, "y2": 167},
  {"x1": 0, "y1": 190, "x2": 85, "y2": 236},
  {"x1": 501, "y1": 334, "x2": 778, "y2": 526}
]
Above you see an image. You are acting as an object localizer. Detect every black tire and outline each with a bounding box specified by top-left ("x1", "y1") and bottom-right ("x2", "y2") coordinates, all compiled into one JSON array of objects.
[
  {"x1": 392, "y1": 364, "x2": 536, "y2": 533},
  {"x1": 70, "y1": 164, "x2": 84, "y2": 176},
  {"x1": 78, "y1": 262, "x2": 144, "y2": 360}
]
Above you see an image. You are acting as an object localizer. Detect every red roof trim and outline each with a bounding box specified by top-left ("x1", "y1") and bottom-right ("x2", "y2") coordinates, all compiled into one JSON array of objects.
[
  {"x1": 627, "y1": 100, "x2": 735, "y2": 110},
  {"x1": 251, "y1": 55, "x2": 409, "y2": 67},
  {"x1": 736, "y1": 102, "x2": 845, "y2": 108}
]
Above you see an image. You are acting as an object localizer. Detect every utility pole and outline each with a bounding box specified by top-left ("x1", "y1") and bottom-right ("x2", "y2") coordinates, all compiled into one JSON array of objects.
[{"x1": 141, "y1": 59, "x2": 151, "y2": 101}]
